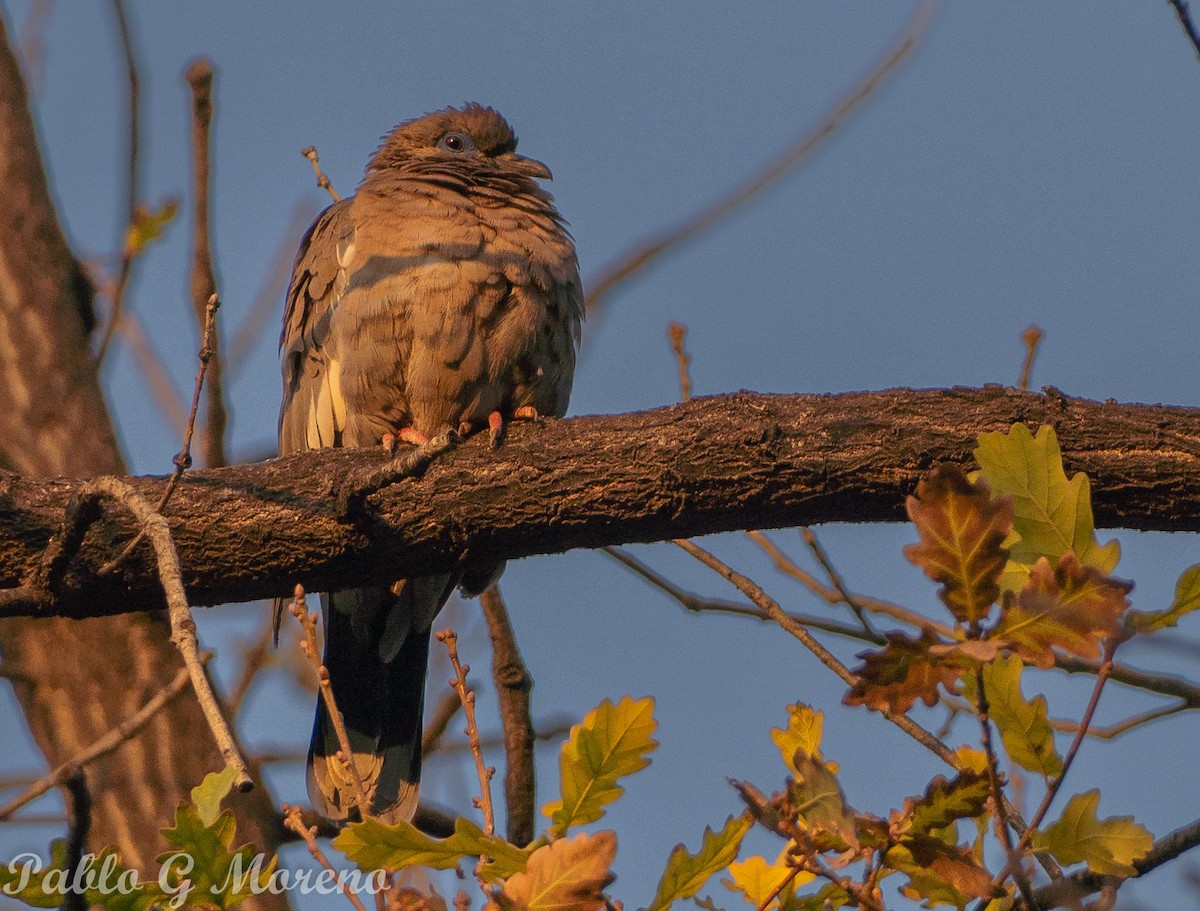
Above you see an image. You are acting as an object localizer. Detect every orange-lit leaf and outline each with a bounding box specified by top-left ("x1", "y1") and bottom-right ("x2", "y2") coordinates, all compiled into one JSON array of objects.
[
  {"x1": 905, "y1": 466, "x2": 1013, "y2": 625},
  {"x1": 845, "y1": 631, "x2": 963, "y2": 713},
  {"x1": 903, "y1": 836, "x2": 1004, "y2": 901},
  {"x1": 994, "y1": 554, "x2": 1130, "y2": 668}
]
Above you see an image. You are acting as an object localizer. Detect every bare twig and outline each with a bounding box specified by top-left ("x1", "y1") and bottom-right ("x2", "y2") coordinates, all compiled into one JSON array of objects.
[
  {"x1": 745, "y1": 530, "x2": 948, "y2": 636},
  {"x1": 974, "y1": 666, "x2": 1037, "y2": 907},
  {"x1": 1018, "y1": 325, "x2": 1043, "y2": 392},
  {"x1": 99, "y1": 295, "x2": 221, "y2": 575},
  {"x1": 603, "y1": 544, "x2": 885, "y2": 642},
  {"x1": 303, "y1": 146, "x2": 342, "y2": 202},
  {"x1": 421, "y1": 689, "x2": 464, "y2": 756},
  {"x1": 228, "y1": 199, "x2": 316, "y2": 374},
  {"x1": 584, "y1": 0, "x2": 939, "y2": 321},
  {"x1": 672, "y1": 538, "x2": 959, "y2": 768},
  {"x1": 42, "y1": 478, "x2": 252, "y2": 788},
  {"x1": 185, "y1": 58, "x2": 228, "y2": 468},
  {"x1": 228, "y1": 615, "x2": 276, "y2": 718},
  {"x1": 114, "y1": 303, "x2": 188, "y2": 434},
  {"x1": 479, "y1": 583, "x2": 536, "y2": 846},
  {"x1": 289, "y1": 584, "x2": 372, "y2": 817},
  {"x1": 435, "y1": 628, "x2": 495, "y2": 835},
  {"x1": 1169, "y1": 0, "x2": 1200, "y2": 60},
  {"x1": 667, "y1": 322, "x2": 692, "y2": 402},
  {"x1": 1048, "y1": 700, "x2": 1188, "y2": 739},
  {"x1": 799, "y1": 527, "x2": 876, "y2": 638},
  {"x1": 0, "y1": 661, "x2": 195, "y2": 819},
  {"x1": 60, "y1": 771, "x2": 90, "y2": 911},
  {"x1": 95, "y1": 0, "x2": 141, "y2": 364},
  {"x1": 283, "y1": 804, "x2": 369, "y2": 911}
]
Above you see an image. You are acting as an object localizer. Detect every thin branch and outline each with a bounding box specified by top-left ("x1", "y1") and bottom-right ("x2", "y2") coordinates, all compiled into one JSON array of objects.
[
  {"x1": 584, "y1": 0, "x2": 939, "y2": 320},
  {"x1": 479, "y1": 583, "x2": 536, "y2": 846},
  {"x1": 745, "y1": 530, "x2": 949, "y2": 636},
  {"x1": 420, "y1": 689, "x2": 464, "y2": 756},
  {"x1": 1048, "y1": 701, "x2": 1188, "y2": 740},
  {"x1": 289, "y1": 584, "x2": 372, "y2": 817},
  {"x1": 672, "y1": 538, "x2": 959, "y2": 768},
  {"x1": 228, "y1": 613, "x2": 276, "y2": 718},
  {"x1": 667, "y1": 322, "x2": 692, "y2": 402},
  {"x1": 0, "y1": 659, "x2": 194, "y2": 819},
  {"x1": 60, "y1": 771, "x2": 90, "y2": 911},
  {"x1": 799, "y1": 527, "x2": 877, "y2": 638},
  {"x1": 1168, "y1": 0, "x2": 1200, "y2": 60},
  {"x1": 282, "y1": 804, "x2": 369, "y2": 911},
  {"x1": 114, "y1": 302, "x2": 188, "y2": 435},
  {"x1": 44, "y1": 478, "x2": 252, "y2": 788},
  {"x1": 435, "y1": 628, "x2": 495, "y2": 836},
  {"x1": 100, "y1": 294, "x2": 220, "y2": 575},
  {"x1": 1018, "y1": 325, "x2": 1043, "y2": 392},
  {"x1": 603, "y1": 544, "x2": 884, "y2": 642},
  {"x1": 185, "y1": 58, "x2": 228, "y2": 468},
  {"x1": 227, "y1": 198, "x2": 315, "y2": 374},
  {"x1": 95, "y1": 0, "x2": 140, "y2": 364},
  {"x1": 974, "y1": 666, "x2": 1037, "y2": 907},
  {"x1": 303, "y1": 146, "x2": 341, "y2": 202}
]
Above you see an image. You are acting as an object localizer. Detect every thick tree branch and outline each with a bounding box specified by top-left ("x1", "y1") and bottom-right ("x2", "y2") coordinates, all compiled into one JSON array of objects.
[{"x1": 1, "y1": 387, "x2": 1199, "y2": 620}]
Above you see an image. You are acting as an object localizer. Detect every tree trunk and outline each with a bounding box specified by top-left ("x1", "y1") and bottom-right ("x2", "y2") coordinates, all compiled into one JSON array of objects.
[{"x1": 0, "y1": 17, "x2": 286, "y2": 906}]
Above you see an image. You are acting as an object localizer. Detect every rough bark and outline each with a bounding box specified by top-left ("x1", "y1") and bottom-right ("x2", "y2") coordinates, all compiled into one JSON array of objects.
[
  {"x1": 2, "y1": 386, "x2": 1199, "y2": 621},
  {"x1": 0, "y1": 18, "x2": 286, "y2": 905}
]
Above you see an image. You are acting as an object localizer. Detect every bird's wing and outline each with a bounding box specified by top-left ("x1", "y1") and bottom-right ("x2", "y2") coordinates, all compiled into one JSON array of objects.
[{"x1": 278, "y1": 198, "x2": 357, "y2": 455}]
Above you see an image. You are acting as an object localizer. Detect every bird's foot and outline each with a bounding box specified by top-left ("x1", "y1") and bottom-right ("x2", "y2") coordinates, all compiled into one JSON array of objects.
[
  {"x1": 484, "y1": 406, "x2": 541, "y2": 448},
  {"x1": 382, "y1": 427, "x2": 430, "y2": 455}
]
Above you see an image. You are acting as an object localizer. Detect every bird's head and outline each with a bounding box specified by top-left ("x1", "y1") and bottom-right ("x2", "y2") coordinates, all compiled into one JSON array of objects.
[{"x1": 365, "y1": 103, "x2": 552, "y2": 182}]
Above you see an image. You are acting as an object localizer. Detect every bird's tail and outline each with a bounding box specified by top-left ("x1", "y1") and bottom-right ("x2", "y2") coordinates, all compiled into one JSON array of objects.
[{"x1": 306, "y1": 576, "x2": 453, "y2": 824}]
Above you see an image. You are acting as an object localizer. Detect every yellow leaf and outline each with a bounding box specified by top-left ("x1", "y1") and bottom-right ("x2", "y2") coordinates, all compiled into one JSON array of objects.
[
  {"x1": 770, "y1": 703, "x2": 824, "y2": 773},
  {"x1": 1031, "y1": 790, "x2": 1152, "y2": 877},
  {"x1": 124, "y1": 197, "x2": 179, "y2": 256},
  {"x1": 963, "y1": 655, "x2": 1062, "y2": 778},
  {"x1": 543, "y1": 696, "x2": 657, "y2": 836},
  {"x1": 722, "y1": 852, "x2": 814, "y2": 910},
  {"x1": 1130, "y1": 562, "x2": 1200, "y2": 632},
  {"x1": 499, "y1": 831, "x2": 616, "y2": 911}
]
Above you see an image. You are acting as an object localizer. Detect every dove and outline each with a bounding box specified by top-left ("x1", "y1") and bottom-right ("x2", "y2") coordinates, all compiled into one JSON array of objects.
[{"x1": 279, "y1": 104, "x2": 582, "y2": 823}]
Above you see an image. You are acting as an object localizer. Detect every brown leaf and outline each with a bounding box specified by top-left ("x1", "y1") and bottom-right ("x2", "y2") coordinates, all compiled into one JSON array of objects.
[
  {"x1": 905, "y1": 836, "x2": 1004, "y2": 900},
  {"x1": 905, "y1": 466, "x2": 1013, "y2": 625},
  {"x1": 845, "y1": 630, "x2": 963, "y2": 713},
  {"x1": 994, "y1": 553, "x2": 1131, "y2": 668},
  {"x1": 499, "y1": 831, "x2": 616, "y2": 911}
]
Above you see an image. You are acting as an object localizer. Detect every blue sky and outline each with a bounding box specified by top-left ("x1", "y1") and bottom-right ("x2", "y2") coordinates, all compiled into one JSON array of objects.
[{"x1": 2, "y1": 2, "x2": 1199, "y2": 908}]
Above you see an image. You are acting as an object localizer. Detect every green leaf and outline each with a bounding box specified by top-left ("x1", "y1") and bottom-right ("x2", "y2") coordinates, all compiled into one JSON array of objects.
[
  {"x1": 160, "y1": 803, "x2": 276, "y2": 909},
  {"x1": 898, "y1": 772, "x2": 992, "y2": 837},
  {"x1": 192, "y1": 765, "x2": 241, "y2": 827},
  {"x1": 964, "y1": 656, "x2": 1062, "y2": 779},
  {"x1": 770, "y1": 703, "x2": 824, "y2": 774},
  {"x1": 0, "y1": 842, "x2": 168, "y2": 911},
  {"x1": 334, "y1": 816, "x2": 531, "y2": 882},
  {"x1": 974, "y1": 424, "x2": 1119, "y2": 583},
  {"x1": 543, "y1": 696, "x2": 658, "y2": 836},
  {"x1": 789, "y1": 752, "x2": 858, "y2": 850},
  {"x1": 1130, "y1": 563, "x2": 1200, "y2": 632},
  {"x1": 647, "y1": 816, "x2": 753, "y2": 911},
  {"x1": 1031, "y1": 790, "x2": 1153, "y2": 876}
]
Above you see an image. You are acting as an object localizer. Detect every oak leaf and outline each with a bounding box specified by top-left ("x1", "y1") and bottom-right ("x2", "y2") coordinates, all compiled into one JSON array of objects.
[
  {"x1": 499, "y1": 831, "x2": 616, "y2": 911},
  {"x1": 845, "y1": 630, "x2": 963, "y2": 713},
  {"x1": 994, "y1": 554, "x2": 1130, "y2": 668},
  {"x1": 905, "y1": 466, "x2": 1012, "y2": 625}
]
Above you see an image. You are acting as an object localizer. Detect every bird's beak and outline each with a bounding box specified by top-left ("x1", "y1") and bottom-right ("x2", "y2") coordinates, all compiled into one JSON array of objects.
[{"x1": 503, "y1": 153, "x2": 553, "y2": 181}]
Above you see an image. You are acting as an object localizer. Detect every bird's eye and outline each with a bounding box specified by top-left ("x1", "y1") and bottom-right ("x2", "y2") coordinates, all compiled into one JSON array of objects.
[{"x1": 438, "y1": 132, "x2": 474, "y2": 154}]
